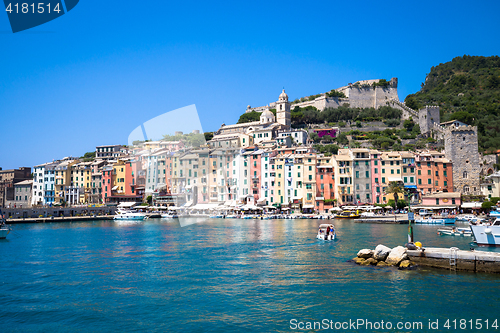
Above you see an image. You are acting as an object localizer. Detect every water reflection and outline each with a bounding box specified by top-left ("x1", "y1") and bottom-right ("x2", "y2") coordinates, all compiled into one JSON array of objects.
[{"x1": 2, "y1": 218, "x2": 500, "y2": 332}]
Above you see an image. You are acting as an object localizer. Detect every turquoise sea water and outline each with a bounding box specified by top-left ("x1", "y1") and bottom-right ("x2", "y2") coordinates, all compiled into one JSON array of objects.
[{"x1": 1, "y1": 218, "x2": 500, "y2": 333}]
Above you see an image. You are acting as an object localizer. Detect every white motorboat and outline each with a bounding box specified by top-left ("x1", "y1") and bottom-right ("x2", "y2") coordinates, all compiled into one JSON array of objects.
[
  {"x1": 114, "y1": 209, "x2": 146, "y2": 220},
  {"x1": 0, "y1": 223, "x2": 11, "y2": 239},
  {"x1": 470, "y1": 219, "x2": 500, "y2": 246},
  {"x1": 416, "y1": 214, "x2": 457, "y2": 224},
  {"x1": 437, "y1": 227, "x2": 472, "y2": 236},
  {"x1": 0, "y1": 209, "x2": 11, "y2": 239},
  {"x1": 161, "y1": 213, "x2": 178, "y2": 219},
  {"x1": 316, "y1": 223, "x2": 336, "y2": 241},
  {"x1": 456, "y1": 214, "x2": 480, "y2": 222}
]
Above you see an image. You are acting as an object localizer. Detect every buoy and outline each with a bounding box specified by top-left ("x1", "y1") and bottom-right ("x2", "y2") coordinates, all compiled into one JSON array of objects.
[{"x1": 415, "y1": 241, "x2": 422, "y2": 248}]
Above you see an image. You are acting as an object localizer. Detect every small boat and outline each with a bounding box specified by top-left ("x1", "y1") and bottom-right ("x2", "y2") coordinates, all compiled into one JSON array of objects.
[
  {"x1": 335, "y1": 210, "x2": 360, "y2": 219},
  {"x1": 0, "y1": 222, "x2": 11, "y2": 239},
  {"x1": 114, "y1": 209, "x2": 146, "y2": 220},
  {"x1": 415, "y1": 216, "x2": 457, "y2": 224},
  {"x1": 456, "y1": 214, "x2": 480, "y2": 222},
  {"x1": 470, "y1": 218, "x2": 500, "y2": 246},
  {"x1": 317, "y1": 224, "x2": 336, "y2": 240},
  {"x1": 0, "y1": 209, "x2": 11, "y2": 239},
  {"x1": 437, "y1": 227, "x2": 472, "y2": 236},
  {"x1": 161, "y1": 213, "x2": 178, "y2": 219}
]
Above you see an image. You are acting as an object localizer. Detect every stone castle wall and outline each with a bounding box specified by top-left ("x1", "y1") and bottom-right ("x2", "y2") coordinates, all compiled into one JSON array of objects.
[{"x1": 246, "y1": 78, "x2": 399, "y2": 113}]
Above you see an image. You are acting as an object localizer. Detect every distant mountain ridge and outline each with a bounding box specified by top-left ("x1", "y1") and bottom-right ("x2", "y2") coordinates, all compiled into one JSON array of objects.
[{"x1": 404, "y1": 55, "x2": 500, "y2": 151}]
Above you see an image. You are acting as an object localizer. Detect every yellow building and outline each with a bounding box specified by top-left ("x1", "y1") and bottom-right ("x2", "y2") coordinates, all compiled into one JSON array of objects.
[
  {"x1": 333, "y1": 150, "x2": 354, "y2": 205},
  {"x1": 380, "y1": 152, "x2": 405, "y2": 203}
]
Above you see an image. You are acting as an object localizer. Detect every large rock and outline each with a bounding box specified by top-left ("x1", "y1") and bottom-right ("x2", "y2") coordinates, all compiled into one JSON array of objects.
[
  {"x1": 373, "y1": 244, "x2": 392, "y2": 261},
  {"x1": 357, "y1": 249, "x2": 374, "y2": 259},
  {"x1": 352, "y1": 257, "x2": 366, "y2": 265},
  {"x1": 363, "y1": 258, "x2": 378, "y2": 266},
  {"x1": 385, "y1": 246, "x2": 409, "y2": 266},
  {"x1": 399, "y1": 260, "x2": 412, "y2": 269},
  {"x1": 376, "y1": 261, "x2": 389, "y2": 267}
]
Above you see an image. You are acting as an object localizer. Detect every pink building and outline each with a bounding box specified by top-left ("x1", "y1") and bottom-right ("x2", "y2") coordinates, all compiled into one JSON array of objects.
[
  {"x1": 420, "y1": 192, "x2": 461, "y2": 207},
  {"x1": 370, "y1": 150, "x2": 383, "y2": 204},
  {"x1": 250, "y1": 149, "x2": 262, "y2": 202}
]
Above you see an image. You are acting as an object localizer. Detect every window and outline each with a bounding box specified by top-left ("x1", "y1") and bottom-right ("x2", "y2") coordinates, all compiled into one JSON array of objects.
[
  {"x1": 436, "y1": 198, "x2": 439, "y2": 205},
  {"x1": 375, "y1": 177, "x2": 379, "y2": 183},
  {"x1": 444, "y1": 181, "x2": 447, "y2": 187},
  {"x1": 410, "y1": 177, "x2": 414, "y2": 183},
  {"x1": 444, "y1": 170, "x2": 447, "y2": 177},
  {"x1": 382, "y1": 177, "x2": 385, "y2": 183},
  {"x1": 366, "y1": 184, "x2": 369, "y2": 190},
  {"x1": 435, "y1": 181, "x2": 438, "y2": 186},
  {"x1": 365, "y1": 171, "x2": 369, "y2": 178},
  {"x1": 452, "y1": 198, "x2": 455, "y2": 204},
  {"x1": 418, "y1": 170, "x2": 421, "y2": 175},
  {"x1": 435, "y1": 171, "x2": 439, "y2": 176},
  {"x1": 391, "y1": 169, "x2": 394, "y2": 174},
  {"x1": 418, "y1": 179, "x2": 422, "y2": 185},
  {"x1": 376, "y1": 187, "x2": 380, "y2": 193},
  {"x1": 374, "y1": 168, "x2": 378, "y2": 174},
  {"x1": 382, "y1": 169, "x2": 385, "y2": 174},
  {"x1": 403, "y1": 167, "x2": 407, "y2": 173},
  {"x1": 463, "y1": 171, "x2": 468, "y2": 178},
  {"x1": 404, "y1": 177, "x2": 407, "y2": 183},
  {"x1": 427, "y1": 170, "x2": 431, "y2": 175},
  {"x1": 428, "y1": 179, "x2": 431, "y2": 184},
  {"x1": 355, "y1": 171, "x2": 359, "y2": 178},
  {"x1": 374, "y1": 160, "x2": 378, "y2": 166}
]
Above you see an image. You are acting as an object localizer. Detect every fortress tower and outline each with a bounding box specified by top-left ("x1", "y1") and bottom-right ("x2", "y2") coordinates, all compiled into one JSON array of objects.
[
  {"x1": 276, "y1": 89, "x2": 291, "y2": 129},
  {"x1": 443, "y1": 123, "x2": 481, "y2": 195},
  {"x1": 418, "y1": 106, "x2": 441, "y2": 136}
]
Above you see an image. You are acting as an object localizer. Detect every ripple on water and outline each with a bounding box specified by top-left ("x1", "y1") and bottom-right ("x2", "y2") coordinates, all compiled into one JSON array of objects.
[{"x1": 1, "y1": 218, "x2": 499, "y2": 332}]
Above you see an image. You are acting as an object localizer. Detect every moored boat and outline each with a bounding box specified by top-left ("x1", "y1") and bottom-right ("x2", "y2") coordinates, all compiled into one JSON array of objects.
[
  {"x1": 335, "y1": 210, "x2": 360, "y2": 219},
  {"x1": 470, "y1": 219, "x2": 500, "y2": 246},
  {"x1": 0, "y1": 209, "x2": 11, "y2": 239},
  {"x1": 114, "y1": 209, "x2": 146, "y2": 220},
  {"x1": 437, "y1": 227, "x2": 472, "y2": 236},
  {"x1": 415, "y1": 216, "x2": 457, "y2": 224}
]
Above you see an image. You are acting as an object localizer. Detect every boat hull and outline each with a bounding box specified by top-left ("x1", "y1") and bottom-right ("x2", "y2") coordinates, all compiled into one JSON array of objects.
[
  {"x1": 470, "y1": 225, "x2": 500, "y2": 246},
  {"x1": 114, "y1": 215, "x2": 145, "y2": 220},
  {"x1": 0, "y1": 227, "x2": 10, "y2": 239},
  {"x1": 416, "y1": 218, "x2": 457, "y2": 224},
  {"x1": 317, "y1": 233, "x2": 336, "y2": 241}
]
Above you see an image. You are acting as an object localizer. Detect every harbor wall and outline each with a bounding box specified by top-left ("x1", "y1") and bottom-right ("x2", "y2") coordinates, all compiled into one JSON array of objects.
[
  {"x1": 2, "y1": 206, "x2": 117, "y2": 220},
  {"x1": 408, "y1": 248, "x2": 500, "y2": 274}
]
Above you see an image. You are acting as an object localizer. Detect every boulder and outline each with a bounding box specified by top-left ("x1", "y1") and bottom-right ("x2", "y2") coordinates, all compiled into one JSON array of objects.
[
  {"x1": 373, "y1": 244, "x2": 392, "y2": 261},
  {"x1": 357, "y1": 249, "x2": 374, "y2": 259},
  {"x1": 364, "y1": 258, "x2": 378, "y2": 266},
  {"x1": 399, "y1": 260, "x2": 412, "y2": 269},
  {"x1": 385, "y1": 246, "x2": 409, "y2": 266},
  {"x1": 352, "y1": 257, "x2": 366, "y2": 265},
  {"x1": 376, "y1": 261, "x2": 389, "y2": 267}
]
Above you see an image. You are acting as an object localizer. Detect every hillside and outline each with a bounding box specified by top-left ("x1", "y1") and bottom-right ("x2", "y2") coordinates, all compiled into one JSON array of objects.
[{"x1": 404, "y1": 55, "x2": 500, "y2": 151}]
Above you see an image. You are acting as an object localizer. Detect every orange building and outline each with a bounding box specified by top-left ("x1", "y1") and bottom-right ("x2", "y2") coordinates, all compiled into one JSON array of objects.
[
  {"x1": 315, "y1": 155, "x2": 335, "y2": 213},
  {"x1": 415, "y1": 151, "x2": 453, "y2": 195}
]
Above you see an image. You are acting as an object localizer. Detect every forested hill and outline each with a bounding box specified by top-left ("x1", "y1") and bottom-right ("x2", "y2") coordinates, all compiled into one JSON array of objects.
[{"x1": 404, "y1": 55, "x2": 500, "y2": 151}]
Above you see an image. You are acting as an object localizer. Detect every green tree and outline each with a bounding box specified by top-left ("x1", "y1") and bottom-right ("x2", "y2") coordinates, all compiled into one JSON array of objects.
[
  {"x1": 482, "y1": 201, "x2": 495, "y2": 209},
  {"x1": 146, "y1": 195, "x2": 152, "y2": 205},
  {"x1": 204, "y1": 132, "x2": 214, "y2": 141},
  {"x1": 385, "y1": 182, "x2": 404, "y2": 209},
  {"x1": 237, "y1": 111, "x2": 260, "y2": 124}
]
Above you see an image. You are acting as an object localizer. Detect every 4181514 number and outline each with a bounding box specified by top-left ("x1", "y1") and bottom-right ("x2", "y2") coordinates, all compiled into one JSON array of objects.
[{"x1": 5, "y1": 2, "x2": 62, "y2": 14}]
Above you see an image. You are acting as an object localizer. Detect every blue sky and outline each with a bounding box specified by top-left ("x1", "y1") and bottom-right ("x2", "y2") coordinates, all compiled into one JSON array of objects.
[{"x1": 1, "y1": 0, "x2": 499, "y2": 169}]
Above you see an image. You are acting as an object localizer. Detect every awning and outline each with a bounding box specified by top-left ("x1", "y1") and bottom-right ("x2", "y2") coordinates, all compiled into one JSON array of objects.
[
  {"x1": 404, "y1": 185, "x2": 417, "y2": 189},
  {"x1": 112, "y1": 186, "x2": 119, "y2": 190},
  {"x1": 410, "y1": 205, "x2": 457, "y2": 210},
  {"x1": 118, "y1": 202, "x2": 137, "y2": 208},
  {"x1": 388, "y1": 177, "x2": 403, "y2": 182},
  {"x1": 302, "y1": 204, "x2": 314, "y2": 209},
  {"x1": 461, "y1": 202, "x2": 482, "y2": 209},
  {"x1": 191, "y1": 203, "x2": 221, "y2": 210}
]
